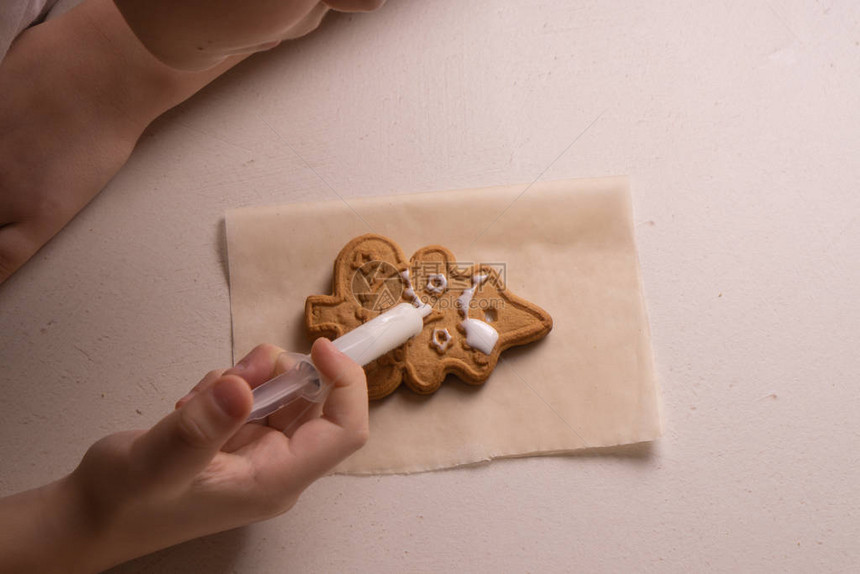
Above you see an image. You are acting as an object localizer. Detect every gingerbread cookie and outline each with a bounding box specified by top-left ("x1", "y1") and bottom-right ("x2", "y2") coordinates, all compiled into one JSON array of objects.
[{"x1": 305, "y1": 234, "x2": 553, "y2": 399}]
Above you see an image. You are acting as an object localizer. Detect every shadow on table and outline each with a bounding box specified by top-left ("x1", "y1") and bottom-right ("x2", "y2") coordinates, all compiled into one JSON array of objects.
[
  {"x1": 446, "y1": 439, "x2": 658, "y2": 474},
  {"x1": 565, "y1": 439, "x2": 656, "y2": 461},
  {"x1": 105, "y1": 527, "x2": 249, "y2": 574}
]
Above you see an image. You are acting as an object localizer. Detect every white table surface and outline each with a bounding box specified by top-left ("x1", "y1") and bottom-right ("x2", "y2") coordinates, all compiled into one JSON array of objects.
[{"x1": 1, "y1": 1, "x2": 858, "y2": 571}]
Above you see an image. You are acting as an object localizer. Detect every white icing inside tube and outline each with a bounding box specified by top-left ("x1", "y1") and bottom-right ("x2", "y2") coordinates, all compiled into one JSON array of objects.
[{"x1": 333, "y1": 303, "x2": 427, "y2": 366}]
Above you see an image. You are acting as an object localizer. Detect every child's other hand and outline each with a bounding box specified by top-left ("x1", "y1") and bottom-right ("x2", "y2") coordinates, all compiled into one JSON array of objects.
[
  {"x1": 0, "y1": 0, "x2": 388, "y2": 284},
  {"x1": 70, "y1": 339, "x2": 368, "y2": 570},
  {"x1": 114, "y1": 0, "x2": 387, "y2": 70},
  {"x1": 0, "y1": 0, "x2": 243, "y2": 284}
]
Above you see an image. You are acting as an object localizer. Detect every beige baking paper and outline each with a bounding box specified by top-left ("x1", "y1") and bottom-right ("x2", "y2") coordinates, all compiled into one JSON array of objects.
[{"x1": 225, "y1": 177, "x2": 661, "y2": 474}]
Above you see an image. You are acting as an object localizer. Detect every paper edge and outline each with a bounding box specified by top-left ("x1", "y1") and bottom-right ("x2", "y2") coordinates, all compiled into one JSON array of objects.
[{"x1": 224, "y1": 175, "x2": 664, "y2": 473}]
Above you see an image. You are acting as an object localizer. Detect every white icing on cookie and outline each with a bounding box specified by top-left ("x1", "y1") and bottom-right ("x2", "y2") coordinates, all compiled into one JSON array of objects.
[
  {"x1": 426, "y1": 273, "x2": 448, "y2": 295},
  {"x1": 462, "y1": 318, "x2": 499, "y2": 354},
  {"x1": 456, "y1": 273, "x2": 497, "y2": 354},
  {"x1": 400, "y1": 270, "x2": 431, "y2": 317},
  {"x1": 457, "y1": 273, "x2": 486, "y2": 318},
  {"x1": 431, "y1": 328, "x2": 452, "y2": 352}
]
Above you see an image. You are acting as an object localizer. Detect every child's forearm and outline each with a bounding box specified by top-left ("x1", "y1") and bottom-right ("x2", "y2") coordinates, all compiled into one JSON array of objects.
[
  {"x1": 50, "y1": 0, "x2": 247, "y2": 133},
  {"x1": 0, "y1": 0, "x2": 248, "y2": 282},
  {"x1": 0, "y1": 473, "x2": 143, "y2": 573},
  {"x1": 0, "y1": 477, "x2": 101, "y2": 574},
  {"x1": 1, "y1": 0, "x2": 246, "y2": 153}
]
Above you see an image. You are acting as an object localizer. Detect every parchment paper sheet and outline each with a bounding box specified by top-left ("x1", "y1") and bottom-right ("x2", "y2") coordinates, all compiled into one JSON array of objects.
[{"x1": 226, "y1": 177, "x2": 661, "y2": 474}]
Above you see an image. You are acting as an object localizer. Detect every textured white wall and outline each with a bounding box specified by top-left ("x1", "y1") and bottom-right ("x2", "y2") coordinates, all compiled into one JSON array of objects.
[{"x1": 1, "y1": 0, "x2": 857, "y2": 571}]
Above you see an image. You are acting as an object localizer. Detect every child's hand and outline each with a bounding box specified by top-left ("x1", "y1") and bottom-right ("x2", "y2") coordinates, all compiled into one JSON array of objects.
[{"x1": 0, "y1": 338, "x2": 368, "y2": 573}]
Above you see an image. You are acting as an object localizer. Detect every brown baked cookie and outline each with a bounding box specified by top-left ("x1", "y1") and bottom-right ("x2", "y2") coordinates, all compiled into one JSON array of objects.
[{"x1": 305, "y1": 234, "x2": 552, "y2": 399}]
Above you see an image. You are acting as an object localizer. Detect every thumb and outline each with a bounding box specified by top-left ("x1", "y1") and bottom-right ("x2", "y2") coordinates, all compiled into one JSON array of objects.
[
  {"x1": 132, "y1": 375, "x2": 253, "y2": 488},
  {"x1": 284, "y1": 338, "x2": 368, "y2": 479}
]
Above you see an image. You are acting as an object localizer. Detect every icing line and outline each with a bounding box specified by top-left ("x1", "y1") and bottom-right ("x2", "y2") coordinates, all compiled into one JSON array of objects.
[
  {"x1": 431, "y1": 327, "x2": 452, "y2": 353},
  {"x1": 426, "y1": 273, "x2": 448, "y2": 295},
  {"x1": 401, "y1": 270, "x2": 432, "y2": 316},
  {"x1": 457, "y1": 273, "x2": 498, "y2": 354}
]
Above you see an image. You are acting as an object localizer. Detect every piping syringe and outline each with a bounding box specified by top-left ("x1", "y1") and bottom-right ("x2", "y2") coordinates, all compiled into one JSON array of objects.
[{"x1": 246, "y1": 302, "x2": 431, "y2": 422}]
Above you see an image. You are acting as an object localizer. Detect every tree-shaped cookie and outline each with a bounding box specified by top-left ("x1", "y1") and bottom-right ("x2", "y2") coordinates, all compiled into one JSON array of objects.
[{"x1": 305, "y1": 234, "x2": 552, "y2": 399}]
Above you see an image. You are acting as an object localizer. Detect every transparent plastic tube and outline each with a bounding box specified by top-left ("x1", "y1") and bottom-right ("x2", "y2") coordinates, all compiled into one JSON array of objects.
[
  {"x1": 246, "y1": 303, "x2": 430, "y2": 422},
  {"x1": 246, "y1": 354, "x2": 325, "y2": 422}
]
